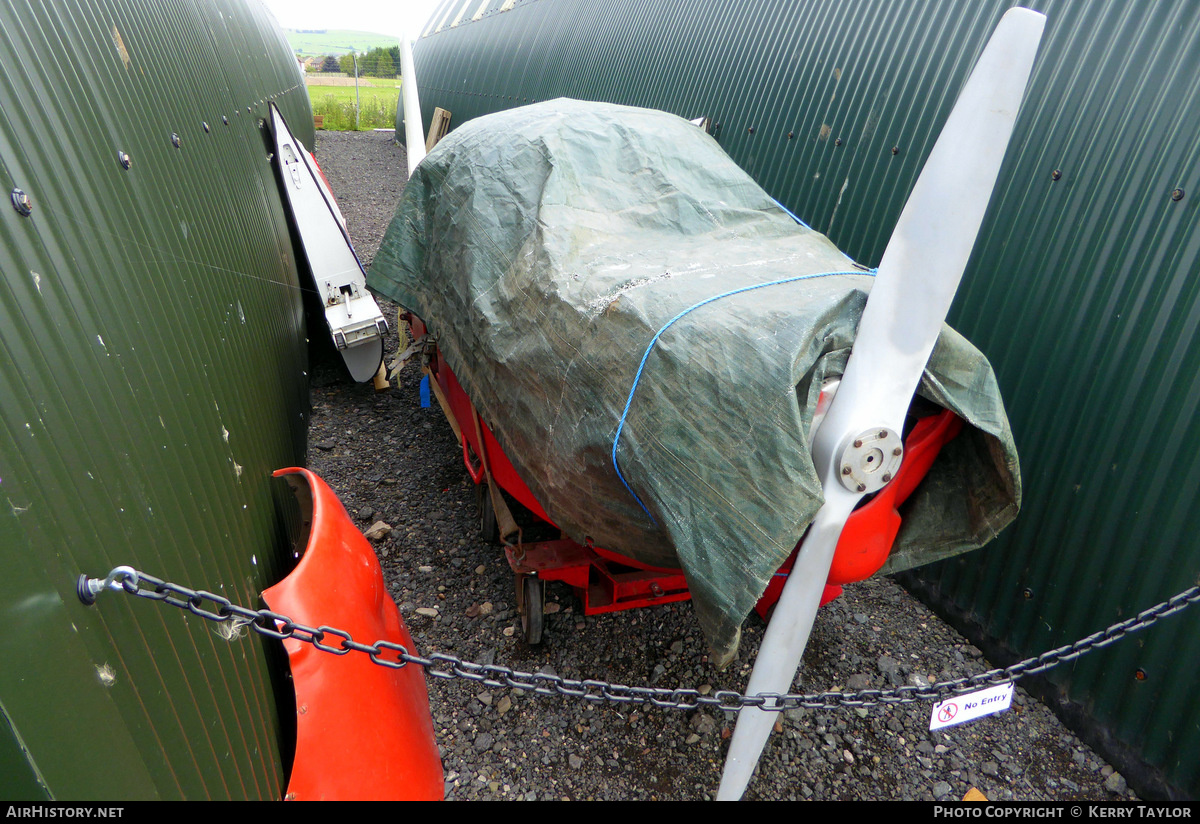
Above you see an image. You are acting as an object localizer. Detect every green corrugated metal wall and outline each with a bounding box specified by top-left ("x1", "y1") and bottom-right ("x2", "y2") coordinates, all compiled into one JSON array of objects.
[
  {"x1": 411, "y1": 0, "x2": 1200, "y2": 797},
  {"x1": 0, "y1": 0, "x2": 313, "y2": 800}
]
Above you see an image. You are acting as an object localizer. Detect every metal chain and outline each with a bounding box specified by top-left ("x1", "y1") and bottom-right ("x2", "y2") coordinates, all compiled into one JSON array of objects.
[{"x1": 78, "y1": 567, "x2": 1200, "y2": 713}]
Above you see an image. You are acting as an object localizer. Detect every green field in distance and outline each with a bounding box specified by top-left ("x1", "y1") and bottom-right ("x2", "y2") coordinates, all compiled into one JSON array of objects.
[
  {"x1": 308, "y1": 83, "x2": 400, "y2": 131},
  {"x1": 284, "y1": 28, "x2": 395, "y2": 56}
]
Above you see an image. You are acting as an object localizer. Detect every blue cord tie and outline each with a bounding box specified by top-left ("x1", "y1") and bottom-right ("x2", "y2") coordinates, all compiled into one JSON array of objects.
[
  {"x1": 772, "y1": 197, "x2": 812, "y2": 230},
  {"x1": 611, "y1": 267, "x2": 876, "y2": 523}
]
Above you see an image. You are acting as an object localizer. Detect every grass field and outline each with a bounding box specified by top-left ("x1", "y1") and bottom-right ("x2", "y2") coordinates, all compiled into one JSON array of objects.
[
  {"x1": 284, "y1": 28, "x2": 396, "y2": 57},
  {"x1": 306, "y1": 75, "x2": 391, "y2": 87},
  {"x1": 309, "y1": 82, "x2": 400, "y2": 131}
]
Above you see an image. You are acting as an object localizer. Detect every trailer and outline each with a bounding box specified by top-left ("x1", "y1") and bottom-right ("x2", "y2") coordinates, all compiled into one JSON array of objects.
[{"x1": 406, "y1": 318, "x2": 965, "y2": 645}]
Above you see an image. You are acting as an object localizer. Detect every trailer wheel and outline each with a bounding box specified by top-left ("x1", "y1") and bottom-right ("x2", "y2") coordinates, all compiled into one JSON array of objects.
[
  {"x1": 517, "y1": 574, "x2": 544, "y2": 645},
  {"x1": 476, "y1": 482, "x2": 499, "y2": 544}
]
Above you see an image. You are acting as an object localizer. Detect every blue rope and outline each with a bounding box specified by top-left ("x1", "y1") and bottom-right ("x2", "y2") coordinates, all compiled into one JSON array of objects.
[
  {"x1": 611, "y1": 268, "x2": 875, "y2": 522},
  {"x1": 772, "y1": 197, "x2": 812, "y2": 230}
]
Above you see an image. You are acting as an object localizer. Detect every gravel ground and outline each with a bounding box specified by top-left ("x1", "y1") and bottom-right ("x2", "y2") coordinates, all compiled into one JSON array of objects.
[{"x1": 308, "y1": 129, "x2": 1140, "y2": 802}]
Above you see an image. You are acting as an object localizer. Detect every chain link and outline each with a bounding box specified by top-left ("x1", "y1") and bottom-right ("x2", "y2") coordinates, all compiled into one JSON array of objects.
[{"x1": 84, "y1": 567, "x2": 1200, "y2": 712}]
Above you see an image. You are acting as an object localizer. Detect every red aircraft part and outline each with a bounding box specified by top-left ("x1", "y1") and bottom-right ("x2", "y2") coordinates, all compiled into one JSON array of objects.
[
  {"x1": 410, "y1": 314, "x2": 962, "y2": 618},
  {"x1": 411, "y1": 315, "x2": 553, "y2": 522},
  {"x1": 754, "y1": 409, "x2": 964, "y2": 619},
  {"x1": 437, "y1": 346, "x2": 553, "y2": 522},
  {"x1": 264, "y1": 467, "x2": 444, "y2": 801}
]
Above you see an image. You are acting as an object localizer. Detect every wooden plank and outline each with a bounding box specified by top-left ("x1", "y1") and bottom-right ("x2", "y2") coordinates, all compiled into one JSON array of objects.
[
  {"x1": 372, "y1": 361, "x2": 389, "y2": 391},
  {"x1": 425, "y1": 107, "x2": 451, "y2": 152}
]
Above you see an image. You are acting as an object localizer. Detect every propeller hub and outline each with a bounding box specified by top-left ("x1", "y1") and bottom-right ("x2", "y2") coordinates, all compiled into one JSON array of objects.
[{"x1": 837, "y1": 428, "x2": 903, "y2": 493}]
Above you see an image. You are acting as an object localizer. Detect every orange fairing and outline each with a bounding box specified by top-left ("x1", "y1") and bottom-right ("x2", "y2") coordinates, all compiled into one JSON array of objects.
[{"x1": 265, "y1": 467, "x2": 444, "y2": 801}]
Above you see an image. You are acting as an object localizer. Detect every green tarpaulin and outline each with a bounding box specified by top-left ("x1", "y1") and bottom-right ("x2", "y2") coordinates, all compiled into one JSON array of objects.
[{"x1": 369, "y1": 99, "x2": 1020, "y2": 665}]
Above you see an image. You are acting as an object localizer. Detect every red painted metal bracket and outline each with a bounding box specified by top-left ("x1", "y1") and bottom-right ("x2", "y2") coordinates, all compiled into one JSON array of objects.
[
  {"x1": 505, "y1": 540, "x2": 691, "y2": 614},
  {"x1": 462, "y1": 430, "x2": 486, "y2": 484}
]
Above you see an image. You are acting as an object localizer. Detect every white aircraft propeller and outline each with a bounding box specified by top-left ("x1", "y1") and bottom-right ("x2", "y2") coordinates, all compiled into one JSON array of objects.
[{"x1": 717, "y1": 7, "x2": 1046, "y2": 800}]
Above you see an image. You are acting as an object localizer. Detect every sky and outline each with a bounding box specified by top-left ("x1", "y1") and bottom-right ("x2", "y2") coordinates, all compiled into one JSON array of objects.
[{"x1": 258, "y1": 0, "x2": 446, "y2": 41}]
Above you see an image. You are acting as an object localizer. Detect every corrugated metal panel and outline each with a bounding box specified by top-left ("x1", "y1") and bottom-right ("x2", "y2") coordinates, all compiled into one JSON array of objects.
[
  {"x1": 925, "y1": 0, "x2": 1200, "y2": 798},
  {"x1": 0, "y1": 0, "x2": 312, "y2": 799},
  {"x1": 411, "y1": 0, "x2": 1200, "y2": 796}
]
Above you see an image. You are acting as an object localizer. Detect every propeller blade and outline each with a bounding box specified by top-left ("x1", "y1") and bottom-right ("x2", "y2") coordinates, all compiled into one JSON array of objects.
[
  {"x1": 717, "y1": 487, "x2": 859, "y2": 798},
  {"x1": 818, "y1": 7, "x2": 1046, "y2": 448},
  {"x1": 717, "y1": 7, "x2": 1045, "y2": 800},
  {"x1": 399, "y1": 28, "x2": 426, "y2": 175}
]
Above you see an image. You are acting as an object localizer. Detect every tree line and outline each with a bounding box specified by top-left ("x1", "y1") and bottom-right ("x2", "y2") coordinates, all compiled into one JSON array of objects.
[{"x1": 314, "y1": 46, "x2": 399, "y2": 77}]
